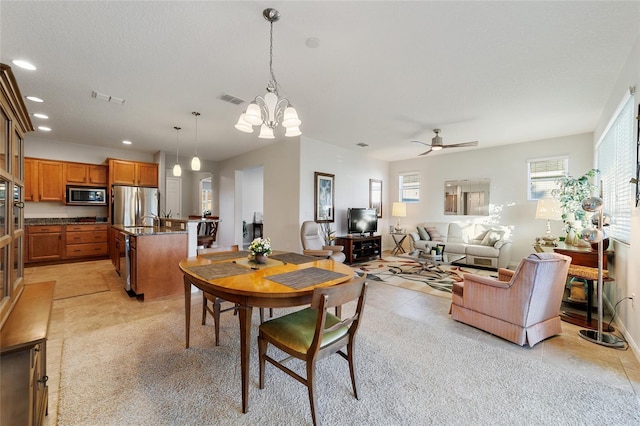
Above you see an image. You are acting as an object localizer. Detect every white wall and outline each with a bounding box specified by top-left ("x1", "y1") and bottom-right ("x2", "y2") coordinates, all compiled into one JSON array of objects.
[
  {"x1": 299, "y1": 137, "x2": 389, "y2": 247},
  {"x1": 593, "y1": 34, "x2": 639, "y2": 356},
  {"x1": 240, "y1": 166, "x2": 264, "y2": 245},
  {"x1": 389, "y1": 133, "x2": 593, "y2": 265}
]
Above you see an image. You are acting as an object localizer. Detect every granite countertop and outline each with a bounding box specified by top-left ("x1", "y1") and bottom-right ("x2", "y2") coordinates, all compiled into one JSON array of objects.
[
  {"x1": 25, "y1": 217, "x2": 108, "y2": 226},
  {"x1": 111, "y1": 224, "x2": 187, "y2": 236}
]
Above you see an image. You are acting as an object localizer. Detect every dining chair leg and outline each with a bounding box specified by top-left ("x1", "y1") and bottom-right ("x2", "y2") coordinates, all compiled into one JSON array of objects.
[
  {"x1": 258, "y1": 334, "x2": 267, "y2": 389},
  {"x1": 201, "y1": 294, "x2": 207, "y2": 325},
  {"x1": 346, "y1": 340, "x2": 359, "y2": 399},
  {"x1": 213, "y1": 298, "x2": 222, "y2": 346},
  {"x1": 306, "y1": 360, "x2": 319, "y2": 426}
]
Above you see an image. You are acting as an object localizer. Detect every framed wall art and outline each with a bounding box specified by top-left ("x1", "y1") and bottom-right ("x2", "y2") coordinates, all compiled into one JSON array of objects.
[
  {"x1": 369, "y1": 179, "x2": 382, "y2": 218},
  {"x1": 314, "y1": 172, "x2": 334, "y2": 222}
]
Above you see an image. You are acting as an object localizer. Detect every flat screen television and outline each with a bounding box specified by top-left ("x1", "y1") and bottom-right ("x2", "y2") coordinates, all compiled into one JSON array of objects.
[{"x1": 347, "y1": 208, "x2": 378, "y2": 235}]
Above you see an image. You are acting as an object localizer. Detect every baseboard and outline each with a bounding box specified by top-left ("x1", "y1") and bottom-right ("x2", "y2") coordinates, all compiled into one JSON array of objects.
[{"x1": 605, "y1": 296, "x2": 640, "y2": 363}]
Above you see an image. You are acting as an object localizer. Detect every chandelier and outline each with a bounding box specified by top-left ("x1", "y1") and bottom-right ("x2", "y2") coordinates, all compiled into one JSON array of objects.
[{"x1": 235, "y1": 8, "x2": 301, "y2": 139}]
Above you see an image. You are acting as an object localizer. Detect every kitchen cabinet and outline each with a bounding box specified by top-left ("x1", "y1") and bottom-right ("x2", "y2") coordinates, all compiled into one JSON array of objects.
[
  {"x1": 64, "y1": 162, "x2": 107, "y2": 186},
  {"x1": 65, "y1": 224, "x2": 108, "y2": 258},
  {"x1": 24, "y1": 158, "x2": 64, "y2": 202},
  {"x1": 26, "y1": 226, "x2": 63, "y2": 262},
  {"x1": 108, "y1": 159, "x2": 158, "y2": 187},
  {"x1": 1, "y1": 281, "x2": 54, "y2": 426},
  {"x1": 129, "y1": 236, "x2": 138, "y2": 294}
]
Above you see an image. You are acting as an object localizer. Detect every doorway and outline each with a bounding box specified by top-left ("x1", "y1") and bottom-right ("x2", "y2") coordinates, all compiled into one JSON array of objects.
[{"x1": 165, "y1": 177, "x2": 182, "y2": 218}]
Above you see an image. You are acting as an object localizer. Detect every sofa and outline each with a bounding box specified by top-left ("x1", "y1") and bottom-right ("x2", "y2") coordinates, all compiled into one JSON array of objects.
[{"x1": 408, "y1": 222, "x2": 513, "y2": 269}]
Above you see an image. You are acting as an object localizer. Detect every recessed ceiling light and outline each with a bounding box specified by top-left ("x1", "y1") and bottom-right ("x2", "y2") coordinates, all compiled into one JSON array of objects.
[
  {"x1": 12, "y1": 60, "x2": 36, "y2": 71},
  {"x1": 26, "y1": 96, "x2": 43, "y2": 103},
  {"x1": 38, "y1": 126, "x2": 51, "y2": 131},
  {"x1": 122, "y1": 140, "x2": 132, "y2": 145},
  {"x1": 33, "y1": 113, "x2": 48, "y2": 119}
]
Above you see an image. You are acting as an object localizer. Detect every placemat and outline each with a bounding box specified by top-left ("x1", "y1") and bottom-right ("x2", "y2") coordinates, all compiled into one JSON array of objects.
[
  {"x1": 265, "y1": 267, "x2": 349, "y2": 290},
  {"x1": 200, "y1": 250, "x2": 250, "y2": 261},
  {"x1": 186, "y1": 262, "x2": 250, "y2": 280},
  {"x1": 269, "y1": 252, "x2": 319, "y2": 265}
]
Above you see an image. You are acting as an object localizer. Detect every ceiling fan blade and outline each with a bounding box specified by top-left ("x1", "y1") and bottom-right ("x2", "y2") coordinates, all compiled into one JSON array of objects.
[
  {"x1": 419, "y1": 148, "x2": 433, "y2": 156},
  {"x1": 442, "y1": 141, "x2": 479, "y2": 148},
  {"x1": 411, "y1": 140, "x2": 430, "y2": 147}
]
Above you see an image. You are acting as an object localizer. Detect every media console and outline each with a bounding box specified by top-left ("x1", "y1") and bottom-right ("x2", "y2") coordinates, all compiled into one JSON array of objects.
[{"x1": 336, "y1": 234, "x2": 382, "y2": 264}]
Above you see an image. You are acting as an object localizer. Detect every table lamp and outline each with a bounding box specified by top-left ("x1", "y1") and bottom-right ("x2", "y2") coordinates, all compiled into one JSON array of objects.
[
  {"x1": 391, "y1": 202, "x2": 406, "y2": 232},
  {"x1": 535, "y1": 198, "x2": 562, "y2": 245}
]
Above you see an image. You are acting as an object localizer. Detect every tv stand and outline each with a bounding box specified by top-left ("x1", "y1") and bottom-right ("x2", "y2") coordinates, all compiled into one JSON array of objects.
[{"x1": 336, "y1": 235, "x2": 382, "y2": 264}]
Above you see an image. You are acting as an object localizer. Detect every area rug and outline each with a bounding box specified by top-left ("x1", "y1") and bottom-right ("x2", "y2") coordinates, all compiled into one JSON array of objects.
[
  {"x1": 56, "y1": 303, "x2": 640, "y2": 425},
  {"x1": 351, "y1": 256, "x2": 495, "y2": 298},
  {"x1": 53, "y1": 273, "x2": 110, "y2": 300}
]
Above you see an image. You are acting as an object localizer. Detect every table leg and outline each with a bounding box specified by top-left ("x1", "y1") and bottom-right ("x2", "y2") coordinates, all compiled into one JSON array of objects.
[
  {"x1": 585, "y1": 279, "x2": 592, "y2": 325},
  {"x1": 184, "y1": 276, "x2": 191, "y2": 349},
  {"x1": 238, "y1": 305, "x2": 253, "y2": 413}
]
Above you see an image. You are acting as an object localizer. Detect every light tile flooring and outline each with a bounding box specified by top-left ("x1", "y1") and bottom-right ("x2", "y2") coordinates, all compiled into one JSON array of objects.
[{"x1": 25, "y1": 257, "x2": 640, "y2": 424}]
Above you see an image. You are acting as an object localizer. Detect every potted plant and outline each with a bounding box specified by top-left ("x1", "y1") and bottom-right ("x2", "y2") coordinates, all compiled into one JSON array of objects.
[{"x1": 551, "y1": 168, "x2": 599, "y2": 244}]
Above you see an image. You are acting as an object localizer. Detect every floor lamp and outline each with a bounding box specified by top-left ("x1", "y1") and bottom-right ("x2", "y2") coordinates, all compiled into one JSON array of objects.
[{"x1": 578, "y1": 196, "x2": 624, "y2": 348}]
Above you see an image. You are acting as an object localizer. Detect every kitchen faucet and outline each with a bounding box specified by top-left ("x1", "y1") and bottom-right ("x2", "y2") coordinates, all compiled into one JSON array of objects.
[{"x1": 141, "y1": 214, "x2": 159, "y2": 227}]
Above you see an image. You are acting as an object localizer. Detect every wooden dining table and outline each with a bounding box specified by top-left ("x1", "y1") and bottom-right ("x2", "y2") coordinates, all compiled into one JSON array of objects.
[{"x1": 179, "y1": 250, "x2": 355, "y2": 413}]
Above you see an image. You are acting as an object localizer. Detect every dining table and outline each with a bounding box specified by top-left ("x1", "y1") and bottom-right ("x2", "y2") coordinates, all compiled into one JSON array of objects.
[{"x1": 179, "y1": 250, "x2": 355, "y2": 413}]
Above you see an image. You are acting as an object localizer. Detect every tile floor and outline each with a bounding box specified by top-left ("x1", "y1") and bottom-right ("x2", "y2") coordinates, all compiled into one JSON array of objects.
[{"x1": 24, "y1": 257, "x2": 640, "y2": 425}]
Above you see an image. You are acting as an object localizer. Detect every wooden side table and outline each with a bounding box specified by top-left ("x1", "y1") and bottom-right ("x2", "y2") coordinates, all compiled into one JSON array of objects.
[{"x1": 390, "y1": 233, "x2": 407, "y2": 255}]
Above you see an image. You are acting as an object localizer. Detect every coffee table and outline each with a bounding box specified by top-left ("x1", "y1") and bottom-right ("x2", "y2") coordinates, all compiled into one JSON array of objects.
[{"x1": 400, "y1": 250, "x2": 466, "y2": 275}]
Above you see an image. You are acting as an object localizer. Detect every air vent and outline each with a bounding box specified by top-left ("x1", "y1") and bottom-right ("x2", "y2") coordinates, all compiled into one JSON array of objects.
[
  {"x1": 218, "y1": 93, "x2": 245, "y2": 105},
  {"x1": 356, "y1": 142, "x2": 369, "y2": 147}
]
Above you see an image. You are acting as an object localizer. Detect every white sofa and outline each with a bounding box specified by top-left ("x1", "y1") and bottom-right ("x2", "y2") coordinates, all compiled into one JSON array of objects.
[{"x1": 408, "y1": 222, "x2": 513, "y2": 269}]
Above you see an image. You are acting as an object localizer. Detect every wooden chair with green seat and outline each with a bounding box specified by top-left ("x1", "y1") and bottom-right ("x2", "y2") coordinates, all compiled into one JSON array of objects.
[
  {"x1": 258, "y1": 274, "x2": 368, "y2": 426},
  {"x1": 200, "y1": 245, "x2": 272, "y2": 345}
]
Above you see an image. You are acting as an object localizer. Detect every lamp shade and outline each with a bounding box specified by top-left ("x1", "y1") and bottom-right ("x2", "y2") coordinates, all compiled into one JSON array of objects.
[
  {"x1": 392, "y1": 202, "x2": 407, "y2": 217},
  {"x1": 535, "y1": 198, "x2": 562, "y2": 220}
]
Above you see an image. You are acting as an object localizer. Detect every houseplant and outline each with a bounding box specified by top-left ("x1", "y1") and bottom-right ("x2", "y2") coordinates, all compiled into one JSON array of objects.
[
  {"x1": 248, "y1": 237, "x2": 272, "y2": 263},
  {"x1": 551, "y1": 168, "x2": 599, "y2": 244}
]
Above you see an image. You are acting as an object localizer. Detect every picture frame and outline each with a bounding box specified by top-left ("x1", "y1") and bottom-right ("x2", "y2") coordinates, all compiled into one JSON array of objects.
[
  {"x1": 314, "y1": 172, "x2": 334, "y2": 222},
  {"x1": 369, "y1": 179, "x2": 382, "y2": 218}
]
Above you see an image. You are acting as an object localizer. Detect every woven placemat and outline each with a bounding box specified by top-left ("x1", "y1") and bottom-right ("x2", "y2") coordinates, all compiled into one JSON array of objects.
[
  {"x1": 269, "y1": 252, "x2": 319, "y2": 265},
  {"x1": 200, "y1": 250, "x2": 250, "y2": 261},
  {"x1": 265, "y1": 267, "x2": 349, "y2": 290},
  {"x1": 186, "y1": 262, "x2": 250, "y2": 280}
]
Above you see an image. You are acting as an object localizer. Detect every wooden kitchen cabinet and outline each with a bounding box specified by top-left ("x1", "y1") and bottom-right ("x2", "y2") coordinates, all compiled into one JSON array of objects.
[
  {"x1": 1, "y1": 281, "x2": 54, "y2": 426},
  {"x1": 24, "y1": 158, "x2": 64, "y2": 202},
  {"x1": 26, "y1": 226, "x2": 63, "y2": 262},
  {"x1": 65, "y1": 224, "x2": 108, "y2": 258},
  {"x1": 64, "y1": 162, "x2": 107, "y2": 186},
  {"x1": 108, "y1": 159, "x2": 158, "y2": 187}
]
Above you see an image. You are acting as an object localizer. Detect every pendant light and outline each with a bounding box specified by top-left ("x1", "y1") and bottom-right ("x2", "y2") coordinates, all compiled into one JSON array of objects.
[
  {"x1": 191, "y1": 111, "x2": 201, "y2": 171},
  {"x1": 235, "y1": 8, "x2": 301, "y2": 138},
  {"x1": 173, "y1": 126, "x2": 182, "y2": 177}
]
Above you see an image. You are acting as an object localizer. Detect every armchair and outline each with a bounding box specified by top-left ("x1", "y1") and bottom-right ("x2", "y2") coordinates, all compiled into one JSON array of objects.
[
  {"x1": 450, "y1": 252, "x2": 571, "y2": 347},
  {"x1": 300, "y1": 221, "x2": 346, "y2": 263}
]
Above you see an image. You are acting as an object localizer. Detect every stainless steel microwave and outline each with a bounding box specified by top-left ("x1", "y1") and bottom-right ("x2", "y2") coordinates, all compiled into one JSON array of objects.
[{"x1": 66, "y1": 186, "x2": 107, "y2": 205}]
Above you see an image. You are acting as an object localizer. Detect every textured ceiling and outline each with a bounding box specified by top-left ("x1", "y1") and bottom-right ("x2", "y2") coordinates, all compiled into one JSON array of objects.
[{"x1": 1, "y1": 1, "x2": 639, "y2": 162}]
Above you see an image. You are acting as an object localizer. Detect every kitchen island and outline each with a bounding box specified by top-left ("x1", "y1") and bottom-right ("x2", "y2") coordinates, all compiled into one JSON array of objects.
[{"x1": 111, "y1": 224, "x2": 188, "y2": 301}]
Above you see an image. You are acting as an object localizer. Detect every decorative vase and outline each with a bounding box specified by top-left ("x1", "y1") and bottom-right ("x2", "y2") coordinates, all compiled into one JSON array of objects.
[
  {"x1": 254, "y1": 253, "x2": 267, "y2": 264},
  {"x1": 567, "y1": 228, "x2": 577, "y2": 246}
]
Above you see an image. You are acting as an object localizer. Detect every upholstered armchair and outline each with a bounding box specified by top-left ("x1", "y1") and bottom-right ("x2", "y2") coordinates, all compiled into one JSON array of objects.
[
  {"x1": 450, "y1": 252, "x2": 571, "y2": 347},
  {"x1": 300, "y1": 221, "x2": 346, "y2": 263}
]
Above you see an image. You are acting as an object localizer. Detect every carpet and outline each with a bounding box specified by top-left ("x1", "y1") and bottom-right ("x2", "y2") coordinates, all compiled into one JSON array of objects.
[
  {"x1": 57, "y1": 303, "x2": 640, "y2": 425},
  {"x1": 352, "y1": 256, "x2": 495, "y2": 298},
  {"x1": 53, "y1": 273, "x2": 110, "y2": 300}
]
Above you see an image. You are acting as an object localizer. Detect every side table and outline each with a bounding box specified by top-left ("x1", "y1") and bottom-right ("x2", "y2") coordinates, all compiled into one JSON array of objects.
[{"x1": 391, "y1": 233, "x2": 407, "y2": 255}]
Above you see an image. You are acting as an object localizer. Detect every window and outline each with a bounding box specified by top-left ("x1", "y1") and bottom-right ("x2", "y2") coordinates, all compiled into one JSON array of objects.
[
  {"x1": 527, "y1": 157, "x2": 568, "y2": 200},
  {"x1": 399, "y1": 172, "x2": 420, "y2": 203},
  {"x1": 596, "y1": 94, "x2": 634, "y2": 244},
  {"x1": 200, "y1": 177, "x2": 212, "y2": 214}
]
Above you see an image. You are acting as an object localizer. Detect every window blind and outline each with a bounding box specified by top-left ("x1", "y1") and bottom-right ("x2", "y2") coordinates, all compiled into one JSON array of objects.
[
  {"x1": 596, "y1": 95, "x2": 634, "y2": 243},
  {"x1": 399, "y1": 173, "x2": 420, "y2": 203},
  {"x1": 527, "y1": 157, "x2": 568, "y2": 200}
]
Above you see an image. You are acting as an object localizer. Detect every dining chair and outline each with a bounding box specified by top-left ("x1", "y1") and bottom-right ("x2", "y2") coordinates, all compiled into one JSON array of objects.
[
  {"x1": 300, "y1": 221, "x2": 346, "y2": 263},
  {"x1": 258, "y1": 274, "x2": 368, "y2": 426},
  {"x1": 200, "y1": 245, "x2": 271, "y2": 345}
]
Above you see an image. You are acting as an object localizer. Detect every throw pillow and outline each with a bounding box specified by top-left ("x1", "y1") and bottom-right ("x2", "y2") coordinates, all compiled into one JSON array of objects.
[
  {"x1": 481, "y1": 229, "x2": 504, "y2": 246},
  {"x1": 425, "y1": 226, "x2": 444, "y2": 242},
  {"x1": 417, "y1": 226, "x2": 430, "y2": 241}
]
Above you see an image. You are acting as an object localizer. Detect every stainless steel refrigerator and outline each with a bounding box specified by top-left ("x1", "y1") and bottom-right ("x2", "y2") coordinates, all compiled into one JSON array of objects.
[{"x1": 111, "y1": 185, "x2": 159, "y2": 226}]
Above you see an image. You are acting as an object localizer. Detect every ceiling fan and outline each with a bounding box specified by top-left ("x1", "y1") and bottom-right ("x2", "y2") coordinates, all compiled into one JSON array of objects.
[{"x1": 411, "y1": 129, "x2": 478, "y2": 156}]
